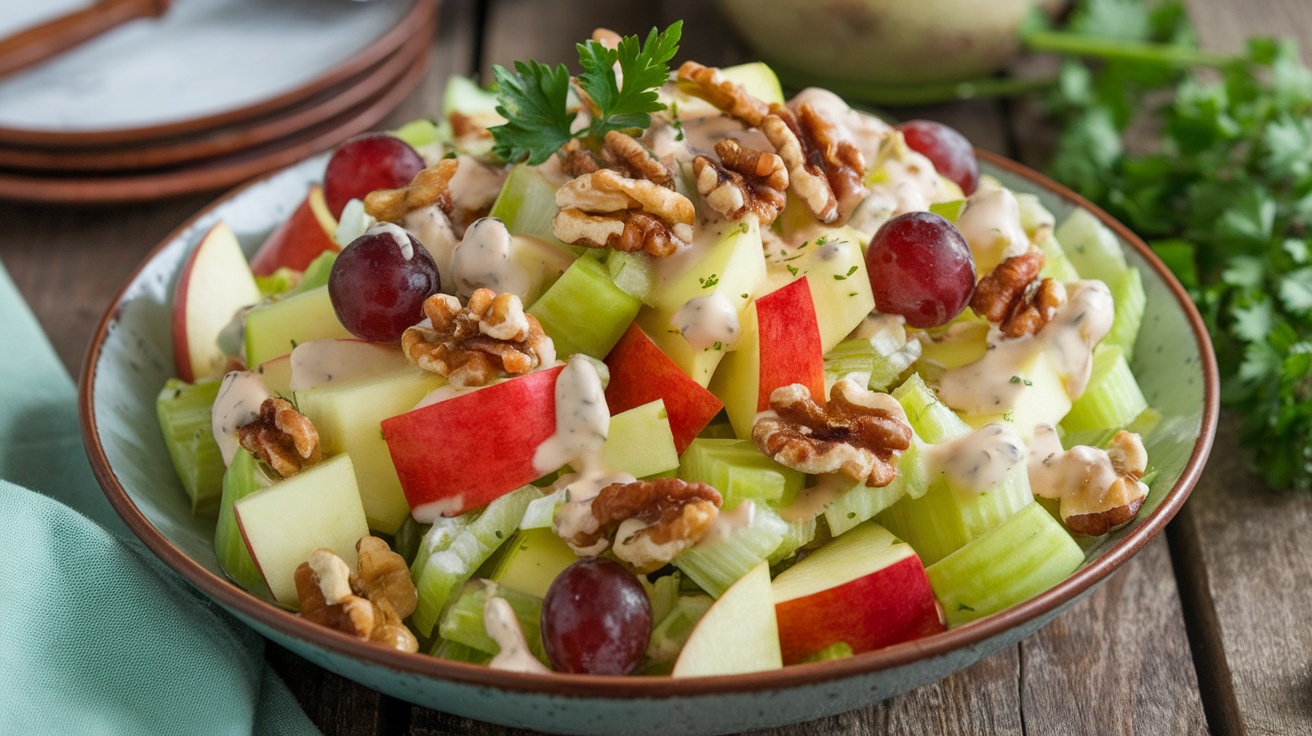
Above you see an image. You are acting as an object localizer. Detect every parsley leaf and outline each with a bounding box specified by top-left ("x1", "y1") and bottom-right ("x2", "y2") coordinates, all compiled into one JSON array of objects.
[{"x1": 490, "y1": 23, "x2": 682, "y2": 165}]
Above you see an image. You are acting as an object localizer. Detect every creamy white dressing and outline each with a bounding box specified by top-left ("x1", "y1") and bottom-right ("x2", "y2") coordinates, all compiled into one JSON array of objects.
[
  {"x1": 484, "y1": 596, "x2": 551, "y2": 674},
  {"x1": 788, "y1": 87, "x2": 892, "y2": 165},
  {"x1": 1027, "y1": 423, "x2": 1147, "y2": 519},
  {"x1": 411, "y1": 495, "x2": 468, "y2": 524},
  {"x1": 672, "y1": 292, "x2": 740, "y2": 350},
  {"x1": 403, "y1": 205, "x2": 458, "y2": 277},
  {"x1": 937, "y1": 280, "x2": 1114, "y2": 416},
  {"x1": 697, "y1": 498, "x2": 757, "y2": 545},
  {"x1": 288, "y1": 339, "x2": 407, "y2": 391},
  {"x1": 679, "y1": 115, "x2": 772, "y2": 158},
  {"x1": 449, "y1": 217, "x2": 531, "y2": 300},
  {"x1": 211, "y1": 369, "x2": 273, "y2": 466},
  {"x1": 847, "y1": 150, "x2": 950, "y2": 239},
  {"x1": 924, "y1": 423, "x2": 1026, "y2": 494},
  {"x1": 955, "y1": 188, "x2": 1030, "y2": 274},
  {"x1": 367, "y1": 221, "x2": 414, "y2": 260},
  {"x1": 532, "y1": 355, "x2": 611, "y2": 475},
  {"x1": 306, "y1": 551, "x2": 352, "y2": 604},
  {"x1": 551, "y1": 470, "x2": 638, "y2": 555},
  {"x1": 779, "y1": 474, "x2": 849, "y2": 523}
]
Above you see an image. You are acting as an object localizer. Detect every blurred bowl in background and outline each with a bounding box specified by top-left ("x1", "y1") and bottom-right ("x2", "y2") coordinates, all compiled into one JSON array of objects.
[{"x1": 718, "y1": 0, "x2": 1065, "y2": 87}]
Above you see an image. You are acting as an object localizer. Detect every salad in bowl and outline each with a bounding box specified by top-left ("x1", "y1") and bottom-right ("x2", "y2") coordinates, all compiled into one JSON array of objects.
[{"x1": 88, "y1": 19, "x2": 1216, "y2": 731}]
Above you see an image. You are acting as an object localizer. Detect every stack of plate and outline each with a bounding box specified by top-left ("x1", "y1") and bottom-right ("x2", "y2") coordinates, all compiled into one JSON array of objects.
[{"x1": 0, "y1": 0, "x2": 436, "y2": 204}]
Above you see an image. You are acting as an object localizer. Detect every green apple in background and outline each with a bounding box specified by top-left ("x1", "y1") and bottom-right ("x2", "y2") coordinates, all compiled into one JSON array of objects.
[{"x1": 718, "y1": 0, "x2": 1065, "y2": 86}]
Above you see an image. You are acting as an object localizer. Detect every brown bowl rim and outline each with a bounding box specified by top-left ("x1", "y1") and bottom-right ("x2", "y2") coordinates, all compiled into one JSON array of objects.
[
  {"x1": 78, "y1": 146, "x2": 1220, "y2": 699},
  {"x1": 0, "y1": 0, "x2": 436, "y2": 149}
]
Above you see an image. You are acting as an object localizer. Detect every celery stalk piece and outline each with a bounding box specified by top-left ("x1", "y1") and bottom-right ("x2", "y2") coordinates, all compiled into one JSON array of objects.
[
  {"x1": 519, "y1": 487, "x2": 565, "y2": 530},
  {"x1": 823, "y1": 339, "x2": 876, "y2": 393},
  {"x1": 1036, "y1": 233, "x2": 1082, "y2": 283},
  {"x1": 673, "y1": 502, "x2": 788, "y2": 597},
  {"x1": 437, "y1": 579, "x2": 545, "y2": 660},
  {"x1": 1055, "y1": 208, "x2": 1128, "y2": 285},
  {"x1": 392, "y1": 514, "x2": 430, "y2": 567},
  {"x1": 409, "y1": 513, "x2": 472, "y2": 582},
  {"x1": 487, "y1": 164, "x2": 577, "y2": 251},
  {"x1": 1104, "y1": 266, "x2": 1147, "y2": 362},
  {"x1": 644, "y1": 593, "x2": 714, "y2": 673},
  {"x1": 606, "y1": 250, "x2": 656, "y2": 303},
  {"x1": 292, "y1": 250, "x2": 338, "y2": 295},
  {"x1": 768, "y1": 515, "x2": 817, "y2": 566},
  {"x1": 528, "y1": 255, "x2": 643, "y2": 359},
  {"x1": 410, "y1": 484, "x2": 541, "y2": 637},
  {"x1": 157, "y1": 377, "x2": 226, "y2": 516},
  {"x1": 1015, "y1": 192, "x2": 1056, "y2": 242},
  {"x1": 429, "y1": 636, "x2": 492, "y2": 665},
  {"x1": 214, "y1": 449, "x2": 274, "y2": 597},
  {"x1": 824, "y1": 438, "x2": 927, "y2": 537},
  {"x1": 678, "y1": 438, "x2": 804, "y2": 510},
  {"x1": 646, "y1": 572, "x2": 684, "y2": 626},
  {"x1": 1061, "y1": 344, "x2": 1148, "y2": 434},
  {"x1": 877, "y1": 451, "x2": 1034, "y2": 567},
  {"x1": 893, "y1": 373, "x2": 971, "y2": 442},
  {"x1": 926, "y1": 501, "x2": 1085, "y2": 627}
]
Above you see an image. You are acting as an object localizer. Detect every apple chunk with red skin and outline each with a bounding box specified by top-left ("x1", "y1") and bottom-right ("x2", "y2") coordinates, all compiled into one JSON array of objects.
[
  {"x1": 248, "y1": 183, "x2": 339, "y2": 276},
  {"x1": 604, "y1": 322, "x2": 723, "y2": 454},
  {"x1": 709, "y1": 276, "x2": 826, "y2": 439},
  {"x1": 172, "y1": 221, "x2": 263, "y2": 383},
  {"x1": 772, "y1": 521, "x2": 944, "y2": 664},
  {"x1": 382, "y1": 365, "x2": 565, "y2": 521}
]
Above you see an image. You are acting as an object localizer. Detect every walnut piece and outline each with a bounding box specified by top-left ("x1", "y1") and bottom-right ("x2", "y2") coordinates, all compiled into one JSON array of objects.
[
  {"x1": 560, "y1": 477, "x2": 722, "y2": 573},
  {"x1": 364, "y1": 158, "x2": 458, "y2": 225},
  {"x1": 675, "y1": 61, "x2": 866, "y2": 224},
  {"x1": 753, "y1": 379, "x2": 912, "y2": 487},
  {"x1": 294, "y1": 538, "x2": 419, "y2": 653},
  {"x1": 602, "y1": 130, "x2": 676, "y2": 189},
  {"x1": 694, "y1": 138, "x2": 788, "y2": 224},
  {"x1": 236, "y1": 397, "x2": 321, "y2": 478},
  {"x1": 552, "y1": 168, "x2": 695, "y2": 256},
  {"x1": 402, "y1": 289, "x2": 555, "y2": 388},
  {"x1": 970, "y1": 250, "x2": 1068, "y2": 338},
  {"x1": 1062, "y1": 430, "x2": 1149, "y2": 537}
]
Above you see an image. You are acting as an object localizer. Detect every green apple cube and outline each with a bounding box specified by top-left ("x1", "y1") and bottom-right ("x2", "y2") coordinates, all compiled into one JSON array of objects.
[
  {"x1": 637, "y1": 218, "x2": 767, "y2": 386},
  {"x1": 1055, "y1": 207, "x2": 1128, "y2": 286},
  {"x1": 489, "y1": 527, "x2": 580, "y2": 599},
  {"x1": 214, "y1": 449, "x2": 273, "y2": 597},
  {"x1": 1036, "y1": 233, "x2": 1082, "y2": 283},
  {"x1": 663, "y1": 61, "x2": 785, "y2": 116},
  {"x1": 156, "y1": 377, "x2": 225, "y2": 516},
  {"x1": 244, "y1": 285, "x2": 352, "y2": 366},
  {"x1": 232, "y1": 453, "x2": 369, "y2": 608},
  {"x1": 926, "y1": 501, "x2": 1085, "y2": 626},
  {"x1": 528, "y1": 255, "x2": 642, "y2": 359},
  {"x1": 601, "y1": 399, "x2": 679, "y2": 479},
  {"x1": 678, "y1": 437, "x2": 803, "y2": 510},
  {"x1": 761, "y1": 227, "x2": 875, "y2": 353},
  {"x1": 295, "y1": 365, "x2": 448, "y2": 535}
]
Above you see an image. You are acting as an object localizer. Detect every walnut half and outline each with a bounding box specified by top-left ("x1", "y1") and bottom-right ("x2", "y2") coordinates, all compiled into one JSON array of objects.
[
  {"x1": 236, "y1": 397, "x2": 321, "y2": 478},
  {"x1": 970, "y1": 250, "x2": 1067, "y2": 338},
  {"x1": 552, "y1": 169, "x2": 695, "y2": 256},
  {"x1": 294, "y1": 537, "x2": 419, "y2": 652},
  {"x1": 558, "y1": 477, "x2": 722, "y2": 573},
  {"x1": 402, "y1": 289, "x2": 555, "y2": 388},
  {"x1": 1029, "y1": 426, "x2": 1149, "y2": 537},
  {"x1": 693, "y1": 138, "x2": 788, "y2": 224},
  {"x1": 753, "y1": 379, "x2": 912, "y2": 487}
]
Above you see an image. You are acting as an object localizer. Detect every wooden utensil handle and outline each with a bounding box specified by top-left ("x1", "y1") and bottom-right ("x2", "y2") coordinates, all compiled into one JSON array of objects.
[{"x1": 0, "y1": 0, "x2": 172, "y2": 80}]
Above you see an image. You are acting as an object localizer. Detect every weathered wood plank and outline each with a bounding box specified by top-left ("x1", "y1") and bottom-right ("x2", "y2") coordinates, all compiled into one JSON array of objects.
[{"x1": 480, "y1": 0, "x2": 660, "y2": 82}]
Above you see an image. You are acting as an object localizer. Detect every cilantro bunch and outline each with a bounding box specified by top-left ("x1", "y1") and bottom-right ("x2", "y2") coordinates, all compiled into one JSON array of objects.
[
  {"x1": 489, "y1": 22, "x2": 682, "y2": 166},
  {"x1": 1044, "y1": 0, "x2": 1312, "y2": 491}
]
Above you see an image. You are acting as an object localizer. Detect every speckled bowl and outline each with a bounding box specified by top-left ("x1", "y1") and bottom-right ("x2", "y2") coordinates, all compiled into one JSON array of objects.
[{"x1": 79, "y1": 149, "x2": 1218, "y2": 735}]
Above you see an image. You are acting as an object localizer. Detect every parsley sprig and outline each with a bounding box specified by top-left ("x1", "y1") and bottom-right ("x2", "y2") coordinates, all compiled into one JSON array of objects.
[
  {"x1": 1045, "y1": 0, "x2": 1312, "y2": 491},
  {"x1": 489, "y1": 22, "x2": 682, "y2": 165}
]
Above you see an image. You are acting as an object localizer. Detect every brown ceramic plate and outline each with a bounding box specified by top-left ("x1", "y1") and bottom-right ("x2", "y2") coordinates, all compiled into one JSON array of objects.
[
  {"x1": 79, "y1": 149, "x2": 1218, "y2": 735},
  {"x1": 0, "y1": 47, "x2": 428, "y2": 205},
  {"x1": 0, "y1": 20, "x2": 432, "y2": 174},
  {"x1": 0, "y1": 0, "x2": 434, "y2": 148}
]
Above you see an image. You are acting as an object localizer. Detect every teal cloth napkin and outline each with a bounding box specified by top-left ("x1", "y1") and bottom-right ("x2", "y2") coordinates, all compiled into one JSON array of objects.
[{"x1": 0, "y1": 260, "x2": 321, "y2": 735}]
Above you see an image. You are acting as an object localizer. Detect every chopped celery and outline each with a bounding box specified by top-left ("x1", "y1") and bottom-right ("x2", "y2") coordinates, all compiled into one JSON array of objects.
[
  {"x1": 926, "y1": 501, "x2": 1085, "y2": 626},
  {"x1": 214, "y1": 449, "x2": 273, "y2": 596},
  {"x1": 824, "y1": 438, "x2": 927, "y2": 537},
  {"x1": 1055, "y1": 208, "x2": 1128, "y2": 286},
  {"x1": 768, "y1": 515, "x2": 817, "y2": 566},
  {"x1": 410, "y1": 485, "x2": 541, "y2": 637},
  {"x1": 644, "y1": 593, "x2": 714, "y2": 673},
  {"x1": 678, "y1": 438, "x2": 804, "y2": 510},
  {"x1": 606, "y1": 250, "x2": 656, "y2": 303},
  {"x1": 429, "y1": 637, "x2": 492, "y2": 665},
  {"x1": 292, "y1": 250, "x2": 338, "y2": 295},
  {"x1": 646, "y1": 572, "x2": 684, "y2": 626},
  {"x1": 528, "y1": 256, "x2": 642, "y2": 359},
  {"x1": 800, "y1": 641, "x2": 854, "y2": 663},
  {"x1": 519, "y1": 487, "x2": 565, "y2": 530},
  {"x1": 156, "y1": 377, "x2": 225, "y2": 516},
  {"x1": 1036, "y1": 233, "x2": 1082, "y2": 283},
  {"x1": 893, "y1": 373, "x2": 971, "y2": 442},
  {"x1": 673, "y1": 502, "x2": 788, "y2": 597},
  {"x1": 392, "y1": 514, "x2": 430, "y2": 567},
  {"x1": 1061, "y1": 344, "x2": 1148, "y2": 434},
  {"x1": 437, "y1": 579, "x2": 545, "y2": 661},
  {"x1": 488, "y1": 164, "x2": 576, "y2": 249},
  {"x1": 1105, "y1": 266, "x2": 1147, "y2": 362},
  {"x1": 877, "y1": 452, "x2": 1033, "y2": 566}
]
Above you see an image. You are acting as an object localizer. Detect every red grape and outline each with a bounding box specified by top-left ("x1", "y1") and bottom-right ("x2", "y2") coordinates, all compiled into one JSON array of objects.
[
  {"x1": 896, "y1": 120, "x2": 979, "y2": 196},
  {"x1": 866, "y1": 211, "x2": 975, "y2": 329},
  {"x1": 328, "y1": 225, "x2": 440, "y2": 343},
  {"x1": 541, "y1": 558, "x2": 652, "y2": 675},
  {"x1": 322, "y1": 133, "x2": 426, "y2": 218}
]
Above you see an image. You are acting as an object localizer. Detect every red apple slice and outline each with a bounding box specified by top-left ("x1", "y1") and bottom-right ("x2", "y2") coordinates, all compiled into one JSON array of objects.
[
  {"x1": 248, "y1": 184, "x2": 339, "y2": 276},
  {"x1": 604, "y1": 323, "x2": 724, "y2": 454},
  {"x1": 382, "y1": 365, "x2": 565, "y2": 520},
  {"x1": 709, "y1": 277, "x2": 826, "y2": 438},
  {"x1": 772, "y1": 521, "x2": 945, "y2": 664},
  {"x1": 172, "y1": 222, "x2": 262, "y2": 383}
]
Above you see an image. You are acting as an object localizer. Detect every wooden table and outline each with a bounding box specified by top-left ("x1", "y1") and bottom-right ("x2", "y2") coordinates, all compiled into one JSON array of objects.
[{"x1": 4, "y1": 0, "x2": 1309, "y2": 733}]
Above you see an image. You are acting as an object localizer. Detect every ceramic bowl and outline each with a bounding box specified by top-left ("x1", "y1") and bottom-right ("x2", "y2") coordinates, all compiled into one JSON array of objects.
[{"x1": 79, "y1": 149, "x2": 1218, "y2": 735}]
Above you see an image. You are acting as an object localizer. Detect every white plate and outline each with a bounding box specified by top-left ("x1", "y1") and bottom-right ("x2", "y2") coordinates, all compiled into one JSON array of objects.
[{"x1": 0, "y1": 0, "x2": 420, "y2": 142}]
